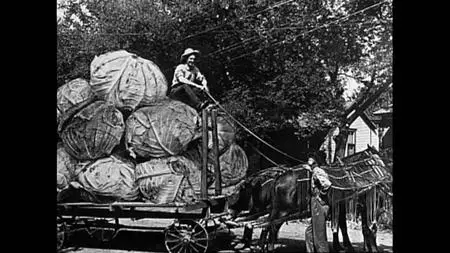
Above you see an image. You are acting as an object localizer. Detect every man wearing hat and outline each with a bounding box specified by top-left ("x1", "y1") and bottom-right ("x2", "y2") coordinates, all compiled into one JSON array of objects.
[{"x1": 169, "y1": 48, "x2": 210, "y2": 111}]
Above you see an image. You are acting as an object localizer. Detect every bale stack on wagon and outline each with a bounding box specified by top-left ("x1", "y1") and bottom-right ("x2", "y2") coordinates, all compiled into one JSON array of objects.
[{"x1": 56, "y1": 50, "x2": 248, "y2": 204}]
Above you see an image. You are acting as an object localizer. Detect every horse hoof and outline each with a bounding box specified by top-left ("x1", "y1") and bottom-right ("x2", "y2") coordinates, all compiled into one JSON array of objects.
[
  {"x1": 333, "y1": 243, "x2": 344, "y2": 251},
  {"x1": 233, "y1": 243, "x2": 248, "y2": 250},
  {"x1": 344, "y1": 245, "x2": 355, "y2": 252}
]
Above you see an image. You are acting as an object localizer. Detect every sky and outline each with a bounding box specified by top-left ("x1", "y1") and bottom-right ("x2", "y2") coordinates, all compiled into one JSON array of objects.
[{"x1": 342, "y1": 75, "x2": 364, "y2": 101}]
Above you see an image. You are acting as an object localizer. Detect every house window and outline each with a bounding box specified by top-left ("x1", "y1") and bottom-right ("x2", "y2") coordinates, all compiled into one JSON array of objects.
[{"x1": 347, "y1": 129, "x2": 356, "y2": 156}]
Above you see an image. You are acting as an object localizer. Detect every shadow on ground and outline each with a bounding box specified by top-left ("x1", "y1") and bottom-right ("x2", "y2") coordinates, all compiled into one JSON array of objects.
[
  {"x1": 62, "y1": 228, "x2": 237, "y2": 252},
  {"x1": 62, "y1": 229, "x2": 392, "y2": 253},
  {"x1": 273, "y1": 238, "x2": 392, "y2": 253}
]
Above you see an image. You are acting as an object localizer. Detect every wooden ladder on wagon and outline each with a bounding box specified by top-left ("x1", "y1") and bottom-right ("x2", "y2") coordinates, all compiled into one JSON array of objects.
[{"x1": 199, "y1": 107, "x2": 223, "y2": 198}]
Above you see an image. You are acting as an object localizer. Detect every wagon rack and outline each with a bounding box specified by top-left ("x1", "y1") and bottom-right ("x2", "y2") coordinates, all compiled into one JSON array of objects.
[{"x1": 57, "y1": 108, "x2": 233, "y2": 253}]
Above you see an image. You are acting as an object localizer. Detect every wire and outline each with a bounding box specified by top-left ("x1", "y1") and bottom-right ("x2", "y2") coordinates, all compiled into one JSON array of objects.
[
  {"x1": 228, "y1": 0, "x2": 390, "y2": 62},
  {"x1": 169, "y1": 0, "x2": 296, "y2": 45},
  {"x1": 249, "y1": 143, "x2": 281, "y2": 167},
  {"x1": 204, "y1": 90, "x2": 306, "y2": 164},
  {"x1": 58, "y1": 0, "x2": 386, "y2": 64},
  {"x1": 207, "y1": 35, "x2": 262, "y2": 58}
]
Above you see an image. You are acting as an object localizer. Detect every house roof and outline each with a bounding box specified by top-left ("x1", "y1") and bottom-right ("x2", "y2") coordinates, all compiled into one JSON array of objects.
[
  {"x1": 350, "y1": 112, "x2": 378, "y2": 131},
  {"x1": 373, "y1": 104, "x2": 393, "y2": 115}
]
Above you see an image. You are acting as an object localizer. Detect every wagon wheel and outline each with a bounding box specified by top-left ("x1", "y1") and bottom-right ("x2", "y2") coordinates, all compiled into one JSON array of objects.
[
  {"x1": 85, "y1": 219, "x2": 119, "y2": 243},
  {"x1": 89, "y1": 228, "x2": 117, "y2": 243},
  {"x1": 164, "y1": 219, "x2": 209, "y2": 253},
  {"x1": 57, "y1": 222, "x2": 66, "y2": 251},
  {"x1": 199, "y1": 218, "x2": 218, "y2": 240}
]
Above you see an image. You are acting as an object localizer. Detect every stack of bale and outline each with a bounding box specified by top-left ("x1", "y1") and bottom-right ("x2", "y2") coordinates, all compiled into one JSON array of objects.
[{"x1": 56, "y1": 50, "x2": 248, "y2": 204}]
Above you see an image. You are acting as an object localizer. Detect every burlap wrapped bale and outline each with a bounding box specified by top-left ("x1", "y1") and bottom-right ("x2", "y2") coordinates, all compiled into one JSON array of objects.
[
  {"x1": 125, "y1": 99, "x2": 201, "y2": 159},
  {"x1": 218, "y1": 143, "x2": 248, "y2": 187},
  {"x1": 57, "y1": 143, "x2": 77, "y2": 191},
  {"x1": 57, "y1": 78, "x2": 95, "y2": 132},
  {"x1": 77, "y1": 156, "x2": 139, "y2": 202},
  {"x1": 60, "y1": 100, "x2": 125, "y2": 161},
  {"x1": 205, "y1": 112, "x2": 236, "y2": 155},
  {"x1": 135, "y1": 156, "x2": 201, "y2": 204},
  {"x1": 182, "y1": 142, "x2": 248, "y2": 187},
  {"x1": 90, "y1": 50, "x2": 168, "y2": 111},
  {"x1": 182, "y1": 142, "x2": 214, "y2": 175},
  {"x1": 57, "y1": 108, "x2": 61, "y2": 126}
]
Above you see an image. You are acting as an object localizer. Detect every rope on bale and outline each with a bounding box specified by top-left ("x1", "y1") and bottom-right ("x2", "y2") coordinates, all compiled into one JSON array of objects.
[{"x1": 148, "y1": 118, "x2": 176, "y2": 156}]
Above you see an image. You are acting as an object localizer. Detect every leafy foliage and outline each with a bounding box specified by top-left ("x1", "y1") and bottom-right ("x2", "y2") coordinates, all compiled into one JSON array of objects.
[{"x1": 57, "y1": 0, "x2": 392, "y2": 141}]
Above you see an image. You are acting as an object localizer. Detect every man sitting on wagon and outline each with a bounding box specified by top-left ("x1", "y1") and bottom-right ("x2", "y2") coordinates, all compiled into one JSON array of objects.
[{"x1": 169, "y1": 48, "x2": 211, "y2": 111}]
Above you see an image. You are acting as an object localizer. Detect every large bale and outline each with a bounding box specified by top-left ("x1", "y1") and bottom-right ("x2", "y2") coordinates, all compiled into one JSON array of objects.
[
  {"x1": 135, "y1": 156, "x2": 201, "y2": 204},
  {"x1": 218, "y1": 143, "x2": 248, "y2": 187},
  {"x1": 205, "y1": 112, "x2": 236, "y2": 155},
  {"x1": 57, "y1": 78, "x2": 96, "y2": 132},
  {"x1": 60, "y1": 100, "x2": 125, "y2": 161},
  {"x1": 77, "y1": 156, "x2": 139, "y2": 202},
  {"x1": 57, "y1": 143, "x2": 77, "y2": 191},
  {"x1": 182, "y1": 143, "x2": 248, "y2": 187},
  {"x1": 125, "y1": 99, "x2": 201, "y2": 159},
  {"x1": 90, "y1": 50, "x2": 168, "y2": 111}
]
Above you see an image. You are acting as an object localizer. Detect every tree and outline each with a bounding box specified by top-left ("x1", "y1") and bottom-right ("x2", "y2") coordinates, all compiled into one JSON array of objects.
[{"x1": 57, "y1": 0, "x2": 393, "y2": 145}]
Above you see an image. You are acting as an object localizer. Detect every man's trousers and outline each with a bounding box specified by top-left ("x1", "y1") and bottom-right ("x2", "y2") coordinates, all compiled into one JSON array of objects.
[{"x1": 305, "y1": 196, "x2": 330, "y2": 252}]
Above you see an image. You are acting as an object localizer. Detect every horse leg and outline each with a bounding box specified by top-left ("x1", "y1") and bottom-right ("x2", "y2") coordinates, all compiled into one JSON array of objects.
[
  {"x1": 370, "y1": 222, "x2": 379, "y2": 252},
  {"x1": 259, "y1": 226, "x2": 269, "y2": 252},
  {"x1": 332, "y1": 228, "x2": 343, "y2": 252},
  {"x1": 267, "y1": 215, "x2": 284, "y2": 253},
  {"x1": 338, "y1": 201, "x2": 354, "y2": 251},
  {"x1": 362, "y1": 222, "x2": 379, "y2": 252},
  {"x1": 244, "y1": 223, "x2": 254, "y2": 247},
  {"x1": 263, "y1": 208, "x2": 281, "y2": 253},
  {"x1": 358, "y1": 195, "x2": 379, "y2": 252},
  {"x1": 331, "y1": 201, "x2": 343, "y2": 252}
]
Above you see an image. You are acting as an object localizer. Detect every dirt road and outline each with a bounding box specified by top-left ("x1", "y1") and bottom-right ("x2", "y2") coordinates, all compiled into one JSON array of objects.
[{"x1": 60, "y1": 218, "x2": 393, "y2": 252}]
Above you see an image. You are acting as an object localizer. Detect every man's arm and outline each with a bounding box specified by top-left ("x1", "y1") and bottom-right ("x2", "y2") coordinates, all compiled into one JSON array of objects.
[
  {"x1": 178, "y1": 76, "x2": 205, "y2": 90},
  {"x1": 312, "y1": 167, "x2": 332, "y2": 192},
  {"x1": 174, "y1": 65, "x2": 206, "y2": 90},
  {"x1": 197, "y1": 71, "x2": 209, "y2": 92}
]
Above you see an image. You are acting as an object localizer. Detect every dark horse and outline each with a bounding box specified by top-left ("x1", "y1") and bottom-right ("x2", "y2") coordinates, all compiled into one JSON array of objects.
[
  {"x1": 228, "y1": 147, "x2": 392, "y2": 252},
  {"x1": 228, "y1": 164, "x2": 311, "y2": 252}
]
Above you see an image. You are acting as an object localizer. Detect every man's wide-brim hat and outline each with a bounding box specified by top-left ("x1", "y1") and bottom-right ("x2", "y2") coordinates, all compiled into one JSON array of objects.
[{"x1": 180, "y1": 48, "x2": 200, "y2": 63}]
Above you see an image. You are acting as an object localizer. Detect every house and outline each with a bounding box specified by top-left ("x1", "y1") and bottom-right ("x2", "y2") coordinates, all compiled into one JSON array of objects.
[
  {"x1": 343, "y1": 112, "x2": 380, "y2": 157},
  {"x1": 372, "y1": 104, "x2": 393, "y2": 149}
]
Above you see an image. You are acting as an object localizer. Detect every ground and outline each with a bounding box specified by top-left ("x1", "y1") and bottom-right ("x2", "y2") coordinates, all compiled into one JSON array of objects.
[{"x1": 60, "y1": 218, "x2": 393, "y2": 252}]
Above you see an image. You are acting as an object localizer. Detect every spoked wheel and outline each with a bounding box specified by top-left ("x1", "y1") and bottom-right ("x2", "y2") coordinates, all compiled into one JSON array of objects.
[
  {"x1": 85, "y1": 219, "x2": 119, "y2": 243},
  {"x1": 89, "y1": 228, "x2": 117, "y2": 243},
  {"x1": 57, "y1": 222, "x2": 66, "y2": 251},
  {"x1": 164, "y1": 219, "x2": 209, "y2": 253},
  {"x1": 199, "y1": 218, "x2": 218, "y2": 240}
]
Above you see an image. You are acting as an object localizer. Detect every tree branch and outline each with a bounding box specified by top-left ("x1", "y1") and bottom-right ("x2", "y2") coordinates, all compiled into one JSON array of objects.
[{"x1": 338, "y1": 73, "x2": 366, "y2": 83}]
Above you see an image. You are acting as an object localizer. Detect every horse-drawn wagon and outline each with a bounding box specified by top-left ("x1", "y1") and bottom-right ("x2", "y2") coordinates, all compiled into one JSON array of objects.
[
  {"x1": 57, "y1": 108, "x2": 239, "y2": 253},
  {"x1": 57, "y1": 194, "x2": 231, "y2": 252},
  {"x1": 57, "y1": 89, "x2": 393, "y2": 253}
]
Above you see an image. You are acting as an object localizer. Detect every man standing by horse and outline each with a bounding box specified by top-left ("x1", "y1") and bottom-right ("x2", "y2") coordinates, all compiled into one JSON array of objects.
[{"x1": 305, "y1": 159, "x2": 332, "y2": 252}]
